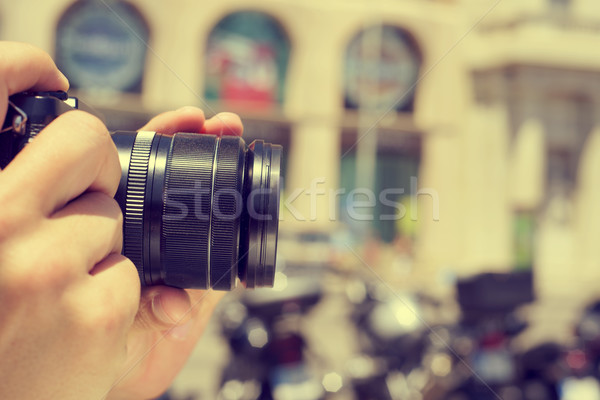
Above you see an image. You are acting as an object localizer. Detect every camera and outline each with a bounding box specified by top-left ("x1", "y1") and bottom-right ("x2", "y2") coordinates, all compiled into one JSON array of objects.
[{"x1": 0, "y1": 91, "x2": 282, "y2": 290}]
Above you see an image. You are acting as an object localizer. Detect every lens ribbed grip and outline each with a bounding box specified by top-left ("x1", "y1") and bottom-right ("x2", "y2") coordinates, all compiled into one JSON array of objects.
[
  {"x1": 123, "y1": 131, "x2": 154, "y2": 275},
  {"x1": 161, "y1": 133, "x2": 216, "y2": 288},
  {"x1": 210, "y1": 137, "x2": 244, "y2": 290}
]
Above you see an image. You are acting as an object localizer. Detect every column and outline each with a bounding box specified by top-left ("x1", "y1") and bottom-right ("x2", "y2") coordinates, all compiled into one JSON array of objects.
[
  {"x1": 281, "y1": 11, "x2": 343, "y2": 232},
  {"x1": 459, "y1": 104, "x2": 512, "y2": 274}
]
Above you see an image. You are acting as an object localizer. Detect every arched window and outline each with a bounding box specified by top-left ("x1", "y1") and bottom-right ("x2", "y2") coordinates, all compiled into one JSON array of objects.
[
  {"x1": 340, "y1": 25, "x2": 422, "y2": 243},
  {"x1": 55, "y1": 0, "x2": 149, "y2": 94},
  {"x1": 344, "y1": 25, "x2": 421, "y2": 112},
  {"x1": 204, "y1": 11, "x2": 290, "y2": 109}
]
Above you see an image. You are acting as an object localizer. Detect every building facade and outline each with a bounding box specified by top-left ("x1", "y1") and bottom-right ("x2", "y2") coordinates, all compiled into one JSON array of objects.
[{"x1": 3, "y1": 0, "x2": 600, "y2": 338}]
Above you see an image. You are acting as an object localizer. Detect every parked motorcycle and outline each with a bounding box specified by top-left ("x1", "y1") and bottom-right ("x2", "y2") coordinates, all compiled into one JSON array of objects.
[
  {"x1": 217, "y1": 264, "x2": 327, "y2": 400},
  {"x1": 344, "y1": 279, "x2": 435, "y2": 400}
]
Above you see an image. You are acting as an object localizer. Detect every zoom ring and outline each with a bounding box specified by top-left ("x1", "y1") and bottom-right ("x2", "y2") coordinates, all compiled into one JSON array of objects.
[
  {"x1": 161, "y1": 133, "x2": 216, "y2": 289},
  {"x1": 123, "y1": 131, "x2": 154, "y2": 277},
  {"x1": 210, "y1": 137, "x2": 245, "y2": 290}
]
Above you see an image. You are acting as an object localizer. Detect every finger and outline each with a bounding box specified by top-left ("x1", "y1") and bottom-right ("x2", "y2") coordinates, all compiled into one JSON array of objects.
[
  {"x1": 89, "y1": 253, "x2": 141, "y2": 325},
  {"x1": 0, "y1": 42, "x2": 69, "y2": 95},
  {"x1": 187, "y1": 288, "x2": 226, "y2": 305},
  {"x1": 202, "y1": 112, "x2": 243, "y2": 136},
  {"x1": 132, "y1": 286, "x2": 192, "y2": 332},
  {"x1": 0, "y1": 42, "x2": 69, "y2": 123},
  {"x1": 139, "y1": 107, "x2": 205, "y2": 134},
  {"x1": 169, "y1": 289, "x2": 225, "y2": 341},
  {"x1": 109, "y1": 289, "x2": 225, "y2": 398},
  {"x1": 48, "y1": 192, "x2": 123, "y2": 272},
  {"x1": 0, "y1": 110, "x2": 121, "y2": 216}
]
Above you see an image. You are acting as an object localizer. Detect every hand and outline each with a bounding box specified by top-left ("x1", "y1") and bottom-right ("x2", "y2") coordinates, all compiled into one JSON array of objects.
[
  {"x1": 0, "y1": 41, "x2": 243, "y2": 399},
  {"x1": 0, "y1": 42, "x2": 140, "y2": 398},
  {"x1": 105, "y1": 108, "x2": 243, "y2": 399}
]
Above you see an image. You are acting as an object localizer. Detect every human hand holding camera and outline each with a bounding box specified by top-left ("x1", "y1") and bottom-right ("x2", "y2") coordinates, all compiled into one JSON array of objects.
[{"x1": 0, "y1": 42, "x2": 246, "y2": 399}]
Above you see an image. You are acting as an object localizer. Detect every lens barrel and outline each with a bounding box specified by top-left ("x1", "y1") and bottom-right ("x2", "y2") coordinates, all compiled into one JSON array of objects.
[{"x1": 113, "y1": 131, "x2": 281, "y2": 290}]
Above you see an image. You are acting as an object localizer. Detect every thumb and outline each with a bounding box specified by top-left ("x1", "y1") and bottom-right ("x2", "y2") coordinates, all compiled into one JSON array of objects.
[{"x1": 133, "y1": 286, "x2": 194, "y2": 337}]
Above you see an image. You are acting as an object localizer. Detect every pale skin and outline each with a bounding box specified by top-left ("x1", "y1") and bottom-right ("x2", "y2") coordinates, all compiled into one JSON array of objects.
[{"x1": 0, "y1": 42, "x2": 243, "y2": 399}]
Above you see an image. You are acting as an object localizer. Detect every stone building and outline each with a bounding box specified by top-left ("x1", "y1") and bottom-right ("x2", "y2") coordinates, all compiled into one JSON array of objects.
[{"x1": 3, "y1": 0, "x2": 600, "y2": 338}]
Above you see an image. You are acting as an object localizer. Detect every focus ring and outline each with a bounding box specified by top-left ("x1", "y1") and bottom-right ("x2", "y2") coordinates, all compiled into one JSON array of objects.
[{"x1": 123, "y1": 131, "x2": 154, "y2": 277}]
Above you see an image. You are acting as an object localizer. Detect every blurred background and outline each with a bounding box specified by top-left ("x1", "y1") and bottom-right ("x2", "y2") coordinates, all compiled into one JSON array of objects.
[{"x1": 4, "y1": 0, "x2": 600, "y2": 399}]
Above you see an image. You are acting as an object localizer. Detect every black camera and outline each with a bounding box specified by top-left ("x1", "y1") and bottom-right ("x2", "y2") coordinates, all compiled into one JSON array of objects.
[{"x1": 0, "y1": 91, "x2": 282, "y2": 290}]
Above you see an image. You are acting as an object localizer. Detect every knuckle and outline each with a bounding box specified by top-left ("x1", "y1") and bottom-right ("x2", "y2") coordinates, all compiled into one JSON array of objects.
[
  {"x1": 0, "y1": 211, "x2": 83, "y2": 295},
  {"x1": 84, "y1": 191, "x2": 122, "y2": 218},
  {"x1": 18, "y1": 250, "x2": 76, "y2": 293},
  {"x1": 107, "y1": 196, "x2": 124, "y2": 227},
  {"x1": 65, "y1": 111, "x2": 121, "y2": 191},
  {"x1": 0, "y1": 206, "x2": 26, "y2": 241},
  {"x1": 0, "y1": 266, "x2": 29, "y2": 295},
  {"x1": 116, "y1": 259, "x2": 141, "y2": 320},
  {"x1": 105, "y1": 197, "x2": 124, "y2": 234},
  {"x1": 67, "y1": 109, "x2": 107, "y2": 133},
  {"x1": 85, "y1": 193, "x2": 123, "y2": 247},
  {"x1": 88, "y1": 309, "x2": 122, "y2": 338},
  {"x1": 112, "y1": 213, "x2": 124, "y2": 253},
  {"x1": 76, "y1": 262, "x2": 139, "y2": 337},
  {"x1": 61, "y1": 110, "x2": 112, "y2": 148},
  {"x1": 0, "y1": 251, "x2": 71, "y2": 295},
  {"x1": 124, "y1": 258, "x2": 141, "y2": 299},
  {"x1": 0, "y1": 188, "x2": 39, "y2": 240},
  {"x1": 73, "y1": 294, "x2": 115, "y2": 335},
  {"x1": 86, "y1": 289, "x2": 134, "y2": 337},
  {"x1": 114, "y1": 207, "x2": 124, "y2": 242}
]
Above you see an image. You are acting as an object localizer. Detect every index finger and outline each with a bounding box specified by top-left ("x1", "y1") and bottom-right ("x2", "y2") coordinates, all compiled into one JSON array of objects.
[
  {"x1": 0, "y1": 110, "x2": 121, "y2": 216},
  {"x1": 0, "y1": 42, "x2": 69, "y2": 122}
]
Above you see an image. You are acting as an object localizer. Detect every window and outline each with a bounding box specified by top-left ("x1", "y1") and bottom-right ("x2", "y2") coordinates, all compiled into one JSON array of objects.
[
  {"x1": 55, "y1": 0, "x2": 149, "y2": 94},
  {"x1": 204, "y1": 11, "x2": 290, "y2": 109},
  {"x1": 545, "y1": 94, "x2": 592, "y2": 190},
  {"x1": 344, "y1": 25, "x2": 421, "y2": 112}
]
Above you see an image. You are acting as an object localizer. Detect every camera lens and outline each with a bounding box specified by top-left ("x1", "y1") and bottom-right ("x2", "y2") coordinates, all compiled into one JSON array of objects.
[
  {"x1": 3, "y1": 91, "x2": 282, "y2": 291},
  {"x1": 112, "y1": 131, "x2": 281, "y2": 290}
]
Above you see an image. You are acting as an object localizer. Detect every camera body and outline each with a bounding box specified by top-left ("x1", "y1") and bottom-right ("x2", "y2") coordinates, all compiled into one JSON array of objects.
[
  {"x1": 1, "y1": 91, "x2": 77, "y2": 169},
  {"x1": 1, "y1": 91, "x2": 282, "y2": 290}
]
